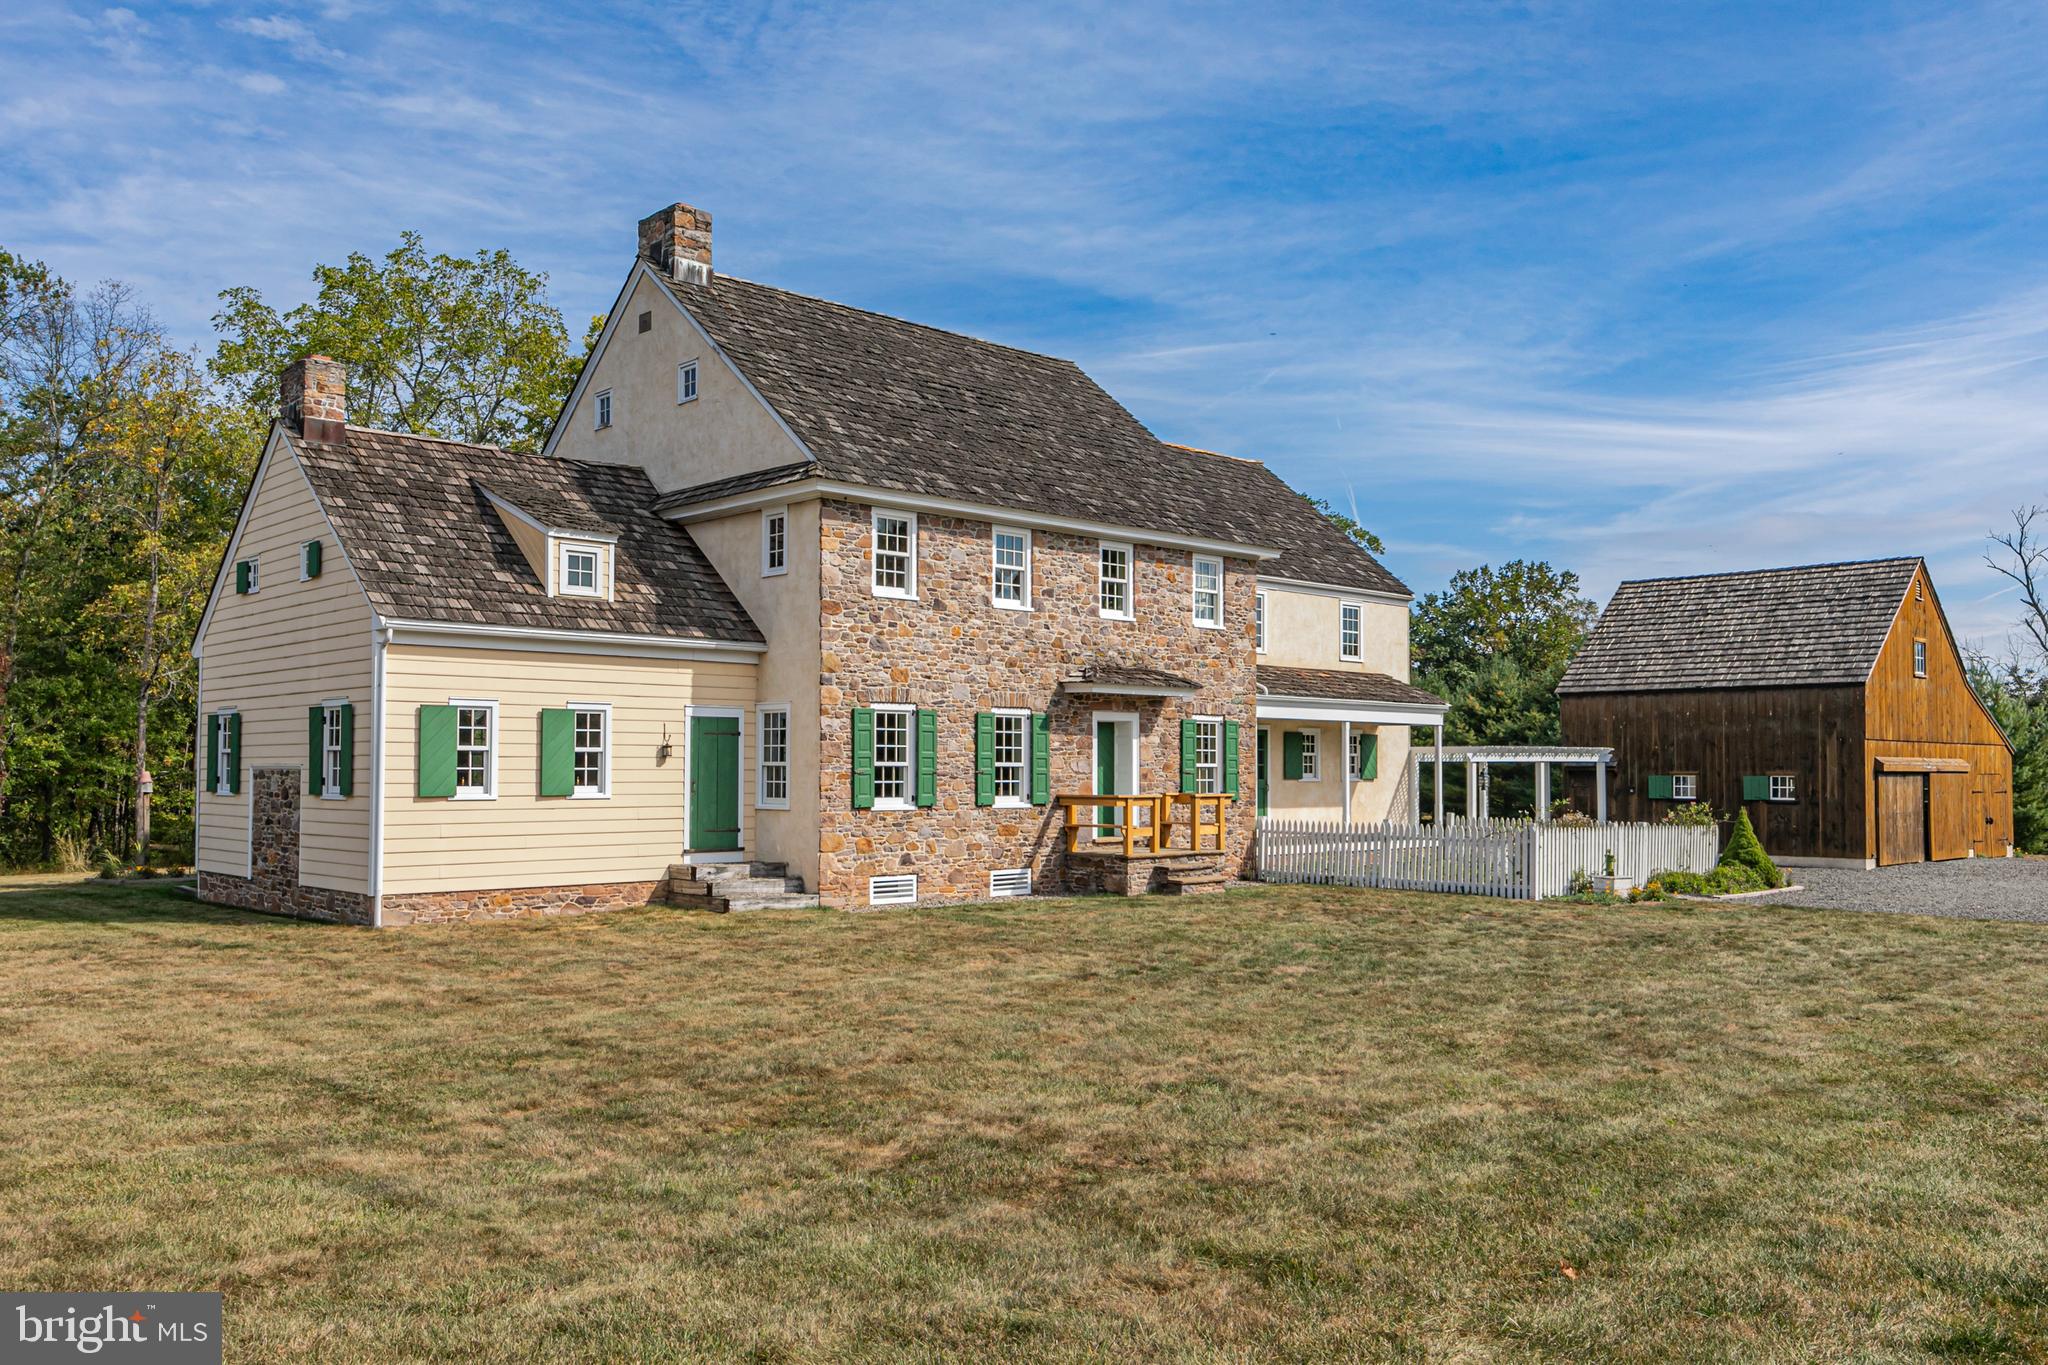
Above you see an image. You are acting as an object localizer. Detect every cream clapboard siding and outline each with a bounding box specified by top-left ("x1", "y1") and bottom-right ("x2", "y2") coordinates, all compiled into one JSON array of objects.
[
  {"x1": 195, "y1": 433, "x2": 375, "y2": 890},
  {"x1": 380, "y1": 644, "x2": 756, "y2": 893},
  {"x1": 685, "y1": 501, "x2": 821, "y2": 889},
  {"x1": 552, "y1": 269, "x2": 805, "y2": 492}
]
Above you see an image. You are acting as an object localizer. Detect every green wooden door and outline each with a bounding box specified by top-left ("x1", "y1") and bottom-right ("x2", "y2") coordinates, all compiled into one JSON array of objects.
[
  {"x1": 688, "y1": 714, "x2": 742, "y2": 852},
  {"x1": 1257, "y1": 729, "x2": 1270, "y2": 817},
  {"x1": 1096, "y1": 720, "x2": 1119, "y2": 837}
]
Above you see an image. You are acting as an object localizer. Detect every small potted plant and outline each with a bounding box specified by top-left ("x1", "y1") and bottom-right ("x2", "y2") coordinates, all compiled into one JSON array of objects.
[{"x1": 1590, "y1": 849, "x2": 1633, "y2": 897}]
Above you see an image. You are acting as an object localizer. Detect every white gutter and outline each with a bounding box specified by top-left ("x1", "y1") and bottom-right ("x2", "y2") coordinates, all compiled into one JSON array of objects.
[
  {"x1": 368, "y1": 618, "x2": 390, "y2": 927},
  {"x1": 1256, "y1": 695, "x2": 1448, "y2": 725},
  {"x1": 1256, "y1": 576, "x2": 1412, "y2": 606},
  {"x1": 381, "y1": 618, "x2": 767, "y2": 662}
]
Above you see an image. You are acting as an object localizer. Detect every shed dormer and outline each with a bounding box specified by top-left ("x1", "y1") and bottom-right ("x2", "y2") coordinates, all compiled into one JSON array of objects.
[{"x1": 479, "y1": 482, "x2": 619, "y2": 601}]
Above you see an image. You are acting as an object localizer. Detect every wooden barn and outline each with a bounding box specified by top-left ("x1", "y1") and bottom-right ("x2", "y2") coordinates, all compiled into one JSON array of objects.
[{"x1": 1558, "y1": 558, "x2": 2014, "y2": 868}]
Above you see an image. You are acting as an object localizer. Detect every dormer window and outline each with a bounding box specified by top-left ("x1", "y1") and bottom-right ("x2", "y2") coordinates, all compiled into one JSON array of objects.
[
  {"x1": 560, "y1": 543, "x2": 602, "y2": 596},
  {"x1": 677, "y1": 360, "x2": 699, "y2": 404},
  {"x1": 594, "y1": 389, "x2": 613, "y2": 429}
]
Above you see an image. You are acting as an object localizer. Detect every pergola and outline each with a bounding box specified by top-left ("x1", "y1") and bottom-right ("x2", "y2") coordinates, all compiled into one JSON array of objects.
[{"x1": 1408, "y1": 742, "x2": 1616, "y2": 824}]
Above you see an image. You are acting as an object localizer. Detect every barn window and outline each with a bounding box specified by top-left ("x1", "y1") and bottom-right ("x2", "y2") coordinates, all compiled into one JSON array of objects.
[
  {"x1": 1913, "y1": 638, "x2": 1927, "y2": 678},
  {"x1": 1769, "y1": 774, "x2": 1796, "y2": 802},
  {"x1": 1671, "y1": 773, "x2": 1697, "y2": 801}
]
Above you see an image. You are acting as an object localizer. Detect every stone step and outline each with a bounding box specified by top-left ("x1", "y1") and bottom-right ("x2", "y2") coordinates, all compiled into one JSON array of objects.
[
  {"x1": 667, "y1": 875, "x2": 807, "y2": 900},
  {"x1": 671, "y1": 860, "x2": 789, "y2": 884}
]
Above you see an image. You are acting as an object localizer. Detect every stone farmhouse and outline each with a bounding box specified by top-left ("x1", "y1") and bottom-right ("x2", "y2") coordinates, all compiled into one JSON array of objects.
[{"x1": 191, "y1": 201, "x2": 1445, "y2": 924}]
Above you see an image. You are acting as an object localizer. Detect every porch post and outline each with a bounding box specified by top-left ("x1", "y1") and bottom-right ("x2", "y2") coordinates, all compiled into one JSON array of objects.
[
  {"x1": 1534, "y1": 761, "x2": 1551, "y2": 823},
  {"x1": 1409, "y1": 746, "x2": 1422, "y2": 824},
  {"x1": 1340, "y1": 720, "x2": 1352, "y2": 831},
  {"x1": 1433, "y1": 725, "x2": 1445, "y2": 826},
  {"x1": 1465, "y1": 758, "x2": 1479, "y2": 820},
  {"x1": 1477, "y1": 762, "x2": 1490, "y2": 819},
  {"x1": 1595, "y1": 758, "x2": 1609, "y2": 823}
]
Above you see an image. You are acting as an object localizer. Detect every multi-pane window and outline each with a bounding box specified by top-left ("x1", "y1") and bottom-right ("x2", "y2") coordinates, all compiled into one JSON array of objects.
[
  {"x1": 759, "y1": 706, "x2": 790, "y2": 807},
  {"x1": 1099, "y1": 542, "x2": 1132, "y2": 618},
  {"x1": 872, "y1": 708, "x2": 912, "y2": 805},
  {"x1": 993, "y1": 711, "x2": 1027, "y2": 801},
  {"x1": 322, "y1": 706, "x2": 344, "y2": 797},
  {"x1": 1671, "y1": 773, "x2": 1698, "y2": 801},
  {"x1": 562, "y1": 546, "x2": 599, "y2": 594},
  {"x1": 214, "y1": 715, "x2": 234, "y2": 796},
  {"x1": 573, "y1": 709, "x2": 606, "y2": 795},
  {"x1": 243, "y1": 558, "x2": 260, "y2": 593},
  {"x1": 1192, "y1": 556, "x2": 1223, "y2": 628},
  {"x1": 1340, "y1": 602, "x2": 1362, "y2": 660},
  {"x1": 1769, "y1": 774, "x2": 1796, "y2": 802},
  {"x1": 1194, "y1": 718, "x2": 1223, "y2": 794},
  {"x1": 677, "y1": 360, "x2": 699, "y2": 403},
  {"x1": 1299, "y1": 730, "x2": 1320, "y2": 780},
  {"x1": 873, "y1": 511, "x2": 915, "y2": 597},
  {"x1": 1255, "y1": 592, "x2": 1267, "y2": 652},
  {"x1": 763, "y1": 509, "x2": 787, "y2": 576},
  {"x1": 455, "y1": 705, "x2": 493, "y2": 796},
  {"x1": 594, "y1": 389, "x2": 612, "y2": 429},
  {"x1": 1349, "y1": 731, "x2": 1370, "y2": 781},
  {"x1": 1913, "y1": 639, "x2": 1927, "y2": 677},
  {"x1": 993, "y1": 527, "x2": 1029, "y2": 608}
]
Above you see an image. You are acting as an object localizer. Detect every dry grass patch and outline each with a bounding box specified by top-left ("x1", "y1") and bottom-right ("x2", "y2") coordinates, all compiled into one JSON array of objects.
[{"x1": 3, "y1": 874, "x2": 2047, "y2": 1361}]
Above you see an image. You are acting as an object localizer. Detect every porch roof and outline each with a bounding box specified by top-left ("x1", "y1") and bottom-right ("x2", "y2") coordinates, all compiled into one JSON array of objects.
[{"x1": 1062, "y1": 665, "x2": 1202, "y2": 698}]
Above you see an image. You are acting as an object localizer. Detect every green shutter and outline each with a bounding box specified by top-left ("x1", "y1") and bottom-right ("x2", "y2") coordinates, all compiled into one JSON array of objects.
[
  {"x1": 538, "y1": 709, "x2": 575, "y2": 797},
  {"x1": 226, "y1": 713, "x2": 242, "y2": 794},
  {"x1": 1179, "y1": 718, "x2": 1198, "y2": 794},
  {"x1": 1356, "y1": 732, "x2": 1378, "y2": 781},
  {"x1": 1647, "y1": 773, "x2": 1674, "y2": 801},
  {"x1": 851, "y1": 708, "x2": 874, "y2": 809},
  {"x1": 974, "y1": 712, "x2": 995, "y2": 807},
  {"x1": 1224, "y1": 720, "x2": 1241, "y2": 797},
  {"x1": 1283, "y1": 730, "x2": 1305, "y2": 781},
  {"x1": 206, "y1": 714, "x2": 219, "y2": 793},
  {"x1": 308, "y1": 706, "x2": 326, "y2": 796},
  {"x1": 1030, "y1": 713, "x2": 1050, "y2": 806},
  {"x1": 416, "y1": 704, "x2": 458, "y2": 798},
  {"x1": 1742, "y1": 774, "x2": 1770, "y2": 802},
  {"x1": 337, "y1": 704, "x2": 354, "y2": 797},
  {"x1": 235, "y1": 561, "x2": 250, "y2": 594},
  {"x1": 303, "y1": 540, "x2": 322, "y2": 578},
  {"x1": 915, "y1": 709, "x2": 938, "y2": 808}
]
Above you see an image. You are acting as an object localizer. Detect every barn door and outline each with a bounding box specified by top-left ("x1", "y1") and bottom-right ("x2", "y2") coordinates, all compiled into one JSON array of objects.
[
  {"x1": 1928, "y1": 771, "x2": 1972, "y2": 861},
  {"x1": 1877, "y1": 772, "x2": 1926, "y2": 866}
]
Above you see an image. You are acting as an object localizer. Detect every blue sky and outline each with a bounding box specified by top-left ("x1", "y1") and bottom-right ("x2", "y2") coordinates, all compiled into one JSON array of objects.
[{"x1": 5, "y1": 2, "x2": 2048, "y2": 646}]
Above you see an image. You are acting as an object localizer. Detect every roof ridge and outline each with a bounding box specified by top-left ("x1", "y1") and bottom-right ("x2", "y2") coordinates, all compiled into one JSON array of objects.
[
  {"x1": 1163, "y1": 441, "x2": 1265, "y2": 465},
  {"x1": 1615, "y1": 556, "x2": 1921, "y2": 590}
]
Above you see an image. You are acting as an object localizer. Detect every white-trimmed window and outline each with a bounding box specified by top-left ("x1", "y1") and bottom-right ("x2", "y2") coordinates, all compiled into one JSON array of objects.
[
  {"x1": 452, "y1": 700, "x2": 497, "y2": 798},
  {"x1": 762, "y1": 507, "x2": 788, "y2": 577},
  {"x1": 1194, "y1": 717, "x2": 1224, "y2": 794},
  {"x1": 1349, "y1": 731, "x2": 1372, "y2": 782},
  {"x1": 1099, "y1": 541, "x2": 1133, "y2": 619},
  {"x1": 992, "y1": 526, "x2": 1030, "y2": 609},
  {"x1": 872, "y1": 705, "x2": 914, "y2": 808},
  {"x1": 1339, "y1": 602, "x2": 1362, "y2": 661},
  {"x1": 560, "y1": 543, "x2": 602, "y2": 596},
  {"x1": 872, "y1": 510, "x2": 916, "y2": 599},
  {"x1": 571, "y1": 705, "x2": 609, "y2": 797},
  {"x1": 239, "y1": 558, "x2": 260, "y2": 594},
  {"x1": 213, "y1": 712, "x2": 236, "y2": 796},
  {"x1": 321, "y1": 704, "x2": 345, "y2": 798},
  {"x1": 677, "y1": 359, "x2": 699, "y2": 404},
  {"x1": 1671, "y1": 773, "x2": 1698, "y2": 801},
  {"x1": 1298, "y1": 730, "x2": 1321, "y2": 780},
  {"x1": 1769, "y1": 774, "x2": 1796, "y2": 802},
  {"x1": 594, "y1": 389, "x2": 613, "y2": 429},
  {"x1": 1192, "y1": 555, "x2": 1223, "y2": 629},
  {"x1": 758, "y1": 704, "x2": 791, "y2": 809},
  {"x1": 993, "y1": 709, "x2": 1028, "y2": 804},
  {"x1": 1913, "y1": 638, "x2": 1927, "y2": 678},
  {"x1": 1255, "y1": 592, "x2": 1267, "y2": 653}
]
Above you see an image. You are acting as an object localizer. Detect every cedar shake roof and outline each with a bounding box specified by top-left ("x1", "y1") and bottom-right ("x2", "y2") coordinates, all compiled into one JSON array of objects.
[
  {"x1": 1256, "y1": 665, "x2": 1444, "y2": 707},
  {"x1": 292, "y1": 425, "x2": 762, "y2": 644},
  {"x1": 1063, "y1": 664, "x2": 1202, "y2": 694},
  {"x1": 1166, "y1": 445, "x2": 1409, "y2": 597},
  {"x1": 1556, "y1": 557, "x2": 1921, "y2": 695}
]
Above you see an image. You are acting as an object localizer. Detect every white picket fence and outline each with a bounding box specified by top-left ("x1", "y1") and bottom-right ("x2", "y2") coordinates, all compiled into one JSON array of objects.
[{"x1": 1255, "y1": 817, "x2": 1719, "y2": 900}]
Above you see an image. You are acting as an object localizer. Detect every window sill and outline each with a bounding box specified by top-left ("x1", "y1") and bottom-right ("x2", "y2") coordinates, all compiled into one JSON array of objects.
[
  {"x1": 568, "y1": 790, "x2": 609, "y2": 800},
  {"x1": 1194, "y1": 620, "x2": 1223, "y2": 631},
  {"x1": 872, "y1": 798, "x2": 914, "y2": 812},
  {"x1": 994, "y1": 797, "x2": 1030, "y2": 809},
  {"x1": 872, "y1": 588, "x2": 918, "y2": 602},
  {"x1": 450, "y1": 791, "x2": 496, "y2": 802},
  {"x1": 757, "y1": 800, "x2": 791, "y2": 811},
  {"x1": 318, "y1": 792, "x2": 347, "y2": 802},
  {"x1": 763, "y1": 566, "x2": 788, "y2": 578},
  {"x1": 1098, "y1": 610, "x2": 1134, "y2": 623},
  {"x1": 992, "y1": 599, "x2": 1032, "y2": 612}
]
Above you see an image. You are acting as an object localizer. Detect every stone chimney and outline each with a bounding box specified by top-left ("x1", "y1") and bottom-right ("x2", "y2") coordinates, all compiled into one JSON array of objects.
[
  {"x1": 280, "y1": 355, "x2": 347, "y2": 443},
  {"x1": 638, "y1": 202, "x2": 713, "y2": 285}
]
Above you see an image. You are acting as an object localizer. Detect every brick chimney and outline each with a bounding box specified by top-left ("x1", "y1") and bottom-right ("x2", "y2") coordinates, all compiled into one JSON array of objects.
[
  {"x1": 638, "y1": 202, "x2": 713, "y2": 285},
  {"x1": 280, "y1": 355, "x2": 347, "y2": 443}
]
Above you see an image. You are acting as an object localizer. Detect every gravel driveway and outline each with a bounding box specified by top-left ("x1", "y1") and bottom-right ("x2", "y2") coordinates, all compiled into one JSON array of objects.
[{"x1": 1766, "y1": 857, "x2": 2048, "y2": 924}]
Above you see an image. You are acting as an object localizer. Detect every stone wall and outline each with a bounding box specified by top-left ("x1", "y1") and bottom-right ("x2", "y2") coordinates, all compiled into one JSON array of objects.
[
  {"x1": 198, "y1": 765, "x2": 374, "y2": 925},
  {"x1": 814, "y1": 500, "x2": 1258, "y2": 907},
  {"x1": 381, "y1": 881, "x2": 664, "y2": 926}
]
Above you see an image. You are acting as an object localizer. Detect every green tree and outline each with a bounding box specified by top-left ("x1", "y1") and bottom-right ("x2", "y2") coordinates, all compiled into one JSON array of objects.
[
  {"x1": 1970, "y1": 658, "x2": 2048, "y2": 853},
  {"x1": 1309, "y1": 498, "x2": 1385, "y2": 555},
  {"x1": 211, "y1": 232, "x2": 578, "y2": 452}
]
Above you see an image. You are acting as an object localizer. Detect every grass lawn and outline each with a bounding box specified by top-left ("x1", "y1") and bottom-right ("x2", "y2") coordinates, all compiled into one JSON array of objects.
[{"x1": 4, "y1": 878, "x2": 2048, "y2": 1362}]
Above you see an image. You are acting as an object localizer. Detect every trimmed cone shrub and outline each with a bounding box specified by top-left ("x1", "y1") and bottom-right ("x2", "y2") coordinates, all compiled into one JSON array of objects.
[{"x1": 1718, "y1": 808, "x2": 1783, "y2": 888}]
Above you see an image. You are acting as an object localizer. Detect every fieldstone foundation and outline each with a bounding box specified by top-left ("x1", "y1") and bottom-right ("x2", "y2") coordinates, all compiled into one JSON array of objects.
[
  {"x1": 198, "y1": 766, "x2": 374, "y2": 925},
  {"x1": 380, "y1": 881, "x2": 665, "y2": 927}
]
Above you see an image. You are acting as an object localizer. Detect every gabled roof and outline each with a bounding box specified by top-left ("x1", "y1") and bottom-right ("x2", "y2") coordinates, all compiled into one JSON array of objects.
[
  {"x1": 1557, "y1": 557, "x2": 1921, "y2": 694},
  {"x1": 291, "y1": 425, "x2": 761, "y2": 644},
  {"x1": 1257, "y1": 665, "x2": 1443, "y2": 707},
  {"x1": 1166, "y1": 445, "x2": 1409, "y2": 597},
  {"x1": 646, "y1": 271, "x2": 1288, "y2": 552}
]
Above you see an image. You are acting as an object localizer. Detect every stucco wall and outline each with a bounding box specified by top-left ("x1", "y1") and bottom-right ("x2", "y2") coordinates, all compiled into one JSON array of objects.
[
  {"x1": 551, "y1": 270, "x2": 804, "y2": 493},
  {"x1": 379, "y1": 643, "x2": 756, "y2": 895},
  {"x1": 195, "y1": 434, "x2": 375, "y2": 893},
  {"x1": 814, "y1": 499, "x2": 1258, "y2": 907},
  {"x1": 1259, "y1": 586, "x2": 1410, "y2": 678},
  {"x1": 1258, "y1": 720, "x2": 1412, "y2": 824}
]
